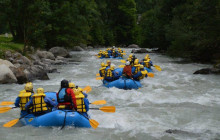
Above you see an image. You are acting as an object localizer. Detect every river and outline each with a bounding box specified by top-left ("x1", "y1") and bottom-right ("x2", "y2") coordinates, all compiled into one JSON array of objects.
[{"x1": 0, "y1": 48, "x2": 220, "y2": 140}]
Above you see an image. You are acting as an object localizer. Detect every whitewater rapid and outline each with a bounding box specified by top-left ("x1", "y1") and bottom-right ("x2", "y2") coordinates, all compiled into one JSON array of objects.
[{"x1": 0, "y1": 48, "x2": 219, "y2": 140}]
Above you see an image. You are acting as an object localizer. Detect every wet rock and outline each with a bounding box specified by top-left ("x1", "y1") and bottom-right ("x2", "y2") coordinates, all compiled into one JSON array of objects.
[
  {"x1": 127, "y1": 44, "x2": 140, "y2": 48},
  {"x1": 26, "y1": 65, "x2": 49, "y2": 81},
  {"x1": 131, "y1": 48, "x2": 149, "y2": 53},
  {"x1": 193, "y1": 68, "x2": 220, "y2": 74},
  {"x1": 54, "y1": 60, "x2": 66, "y2": 65},
  {"x1": 87, "y1": 46, "x2": 93, "y2": 49},
  {"x1": 36, "y1": 50, "x2": 55, "y2": 60},
  {"x1": 49, "y1": 47, "x2": 70, "y2": 58},
  {"x1": 4, "y1": 51, "x2": 12, "y2": 58},
  {"x1": 79, "y1": 43, "x2": 87, "y2": 49},
  {"x1": 0, "y1": 59, "x2": 15, "y2": 68},
  {"x1": 10, "y1": 66, "x2": 28, "y2": 84},
  {"x1": 0, "y1": 64, "x2": 17, "y2": 84},
  {"x1": 72, "y1": 46, "x2": 84, "y2": 51}
]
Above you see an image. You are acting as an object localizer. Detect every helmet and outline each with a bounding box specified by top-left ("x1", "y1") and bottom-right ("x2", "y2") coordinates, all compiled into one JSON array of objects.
[
  {"x1": 140, "y1": 65, "x2": 144, "y2": 69},
  {"x1": 101, "y1": 62, "x2": 105, "y2": 67},
  {"x1": 110, "y1": 66, "x2": 115, "y2": 70},
  {"x1": 106, "y1": 60, "x2": 111, "y2": 63},
  {"x1": 134, "y1": 59, "x2": 139, "y2": 65},
  {"x1": 69, "y1": 82, "x2": 75, "y2": 88},
  {"x1": 127, "y1": 58, "x2": 131, "y2": 61},
  {"x1": 129, "y1": 54, "x2": 132, "y2": 58},
  {"x1": 125, "y1": 61, "x2": 130, "y2": 65},
  {"x1": 25, "y1": 83, "x2": 33, "y2": 92},
  {"x1": 37, "y1": 88, "x2": 44, "y2": 94},
  {"x1": 145, "y1": 54, "x2": 149, "y2": 58},
  {"x1": 61, "y1": 79, "x2": 69, "y2": 88}
]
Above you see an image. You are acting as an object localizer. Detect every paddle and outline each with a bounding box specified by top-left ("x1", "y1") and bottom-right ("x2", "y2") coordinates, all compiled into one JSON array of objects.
[
  {"x1": 90, "y1": 106, "x2": 116, "y2": 113},
  {"x1": 96, "y1": 73, "x2": 100, "y2": 77},
  {"x1": 120, "y1": 60, "x2": 126, "y2": 63},
  {"x1": 96, "y1": 77, "x2": 104, "y2": 80},
  {"x1": 147, "y1": 73, "x2": 154, "y2": 78},
  {"x1": 77, "y1": 112, "x2": 99, "y2": 129},
  {"x1": 0, "y1": 101, "x2": 14, "y2": 106},
  {"x1": 3, "y1": 114, "x2": 29, "y2": 128},
  {"x1": 90, "y1": 100, "x2": 106, "y2": 105},
  {"x1": 154, "y1": 65, "x2": 162, "y2": 71},
  {"x1": 0, "y1": 107, "x2": 17, "y2": 113},
  {"x1": 121, "y1": 53, "x2": 126, "y2": 55},
  {"x1": 83, "y1": 86, "x2": 92, "y2": 93},
  {"x1": 118, "y1": 65, "x2": 125, "y2": 68}
]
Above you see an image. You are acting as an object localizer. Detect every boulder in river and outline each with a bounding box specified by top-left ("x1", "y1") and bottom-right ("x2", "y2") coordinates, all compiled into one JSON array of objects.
[
  {"x1": 36, "y1": 50, "x2": 55, "y2": 60},
  {"x1": 49, "y1": 47, "x2": 70, "y2": 58},
  {"x1": 193, "y1": 68, "x2": 220, "y2": 74},
  {"x1": 72, "y1": 46, "x2": 84, "y2": 51},
  {"x1": 131, "y1": 48, "x2": 149, "y2": 53},
  {"x1": 127, "y1": 44, "x2": 140, "y2": 48},
  {"x1": 10, "y1": 66, "x2": 28, "y2": 84},
  {"x1": 0, "y1": 59, "x2": 15, "y2": 68},
  {"x1": 0, "y1": 64, "x2": 17, "y2": 84}
]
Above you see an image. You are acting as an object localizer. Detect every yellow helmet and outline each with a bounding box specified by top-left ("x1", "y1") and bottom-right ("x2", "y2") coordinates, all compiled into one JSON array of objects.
[
  {"x1": 69, "y1": 83, "x2": 75, "y2": 88},
  {"x1": 25, "y1": 83, "x2": 33, "y2": 92},
  {"x1": 101, "y1": 62, "x2": 106, "y2": 67},
  {"x1": 129, "y1": 54, "x2": 133, "y2": 58},
  {"x1": 37, "y1": 88, "x2": 44, "y2": 94},
  {"x1": 110, "y1": 66, "x2": 115, "y2": 70},
  {"x1": 140, "y1": 65, "x2": 144, "y2": 69},
  {"x1": 127, "y1": 58, "x2": 131, "y2": 61},
  {"x1": 134, "y1": 59, "x2": 139, "y2": 65},
  {"x1": 106, "y1": 60, "x2": 111, "y2": 63}
]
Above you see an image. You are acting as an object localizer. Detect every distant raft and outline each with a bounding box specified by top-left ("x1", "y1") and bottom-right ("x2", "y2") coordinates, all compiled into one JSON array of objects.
[
  {"x1": 103, "y1": 77, "x2": 141, "y2": 89},
  {"x1": 19, "y1": 92, "x2": 91, "y2": 128},
  {"x1": 99, "y1": 56, "x2": 123, "y2": 59}
]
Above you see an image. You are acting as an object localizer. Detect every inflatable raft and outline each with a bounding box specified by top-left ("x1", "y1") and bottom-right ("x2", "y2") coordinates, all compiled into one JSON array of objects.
[
  {"x1": 99, "y1": 56, "x2": 123, "y2": 59},
  {"x1": 19, "y1": 92, "x2": 91, "y2": 128},
  {"x1": 103, "y1": 77, "x2": 141, "y2": 89}
]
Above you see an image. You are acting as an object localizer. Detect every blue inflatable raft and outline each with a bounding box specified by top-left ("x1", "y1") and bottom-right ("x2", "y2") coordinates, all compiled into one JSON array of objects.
[
  {"x1": 99, "y1": 56, "x2": 123, "y2": 59},
  {"x1": 19, "y1": 92, "x2": 91, "y2": 128},
  {"x1": 103, "y1": 77, "x2": 141, "y2": 89}
]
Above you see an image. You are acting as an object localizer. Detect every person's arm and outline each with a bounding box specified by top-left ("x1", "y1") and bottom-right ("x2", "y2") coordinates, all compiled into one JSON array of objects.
[
  {"x1": 25, "y1": 98, "x2": 33, "y2": 111},
  {"x1": 44, "y1": 96, "x2": 57, "y2": 107},
  {"x1": 84, "y1": 98, "x2": 89, "y2": 112},
  {"x1": 82, "y1": 92, "x2": 88, "y2": 98},
  {"x1": 14, "y1": 97, "x2": 20, "y2": 107}
]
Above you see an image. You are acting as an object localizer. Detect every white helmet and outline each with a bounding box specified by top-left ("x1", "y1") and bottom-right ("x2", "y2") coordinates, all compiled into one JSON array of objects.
[{"x1": 125, "y1": 61, "x2": 130, "y2": 65}]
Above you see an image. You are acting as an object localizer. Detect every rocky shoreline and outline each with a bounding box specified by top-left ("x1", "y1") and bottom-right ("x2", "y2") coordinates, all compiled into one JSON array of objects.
[{"x1": 0, "y1": 47, "x2": 70, "y2": 84}]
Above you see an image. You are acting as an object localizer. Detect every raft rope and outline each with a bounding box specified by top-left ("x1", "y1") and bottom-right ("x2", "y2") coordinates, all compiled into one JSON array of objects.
[{"x1": 61, "y1": 111, "x2": 67, "y2": 130}]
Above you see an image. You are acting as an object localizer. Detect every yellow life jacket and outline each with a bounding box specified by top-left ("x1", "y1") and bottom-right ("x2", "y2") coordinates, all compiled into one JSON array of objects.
[
  {"x1": 134, "y1": 65, "x2": 140, "y2": 75},
  {"x1": 138, "y1": 70, "x2": 147, "y2": 80},
  {"x1": 76, "y1": 94, "x2": 86, "y2": 112},
  {"x1": 32, "y1": 93, "x2": 48, "y2": 113},
  {"x1": 74, "y1": 90, "x2": 86, "y2": 112},
  {"x1": 105, "y1": 68, "x2": 113, "y2": 78},
  {"x1": 99, "y1": 67, "x2": 106, "y2": 77},
  {"x1": 18, "y1": 90, "x2": 32, "y2": 111}
]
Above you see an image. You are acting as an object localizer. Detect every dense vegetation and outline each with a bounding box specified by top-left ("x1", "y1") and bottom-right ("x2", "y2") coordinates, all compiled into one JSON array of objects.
[{"x1": 0, "y1": 0, "x2": 219, "y2": 62}]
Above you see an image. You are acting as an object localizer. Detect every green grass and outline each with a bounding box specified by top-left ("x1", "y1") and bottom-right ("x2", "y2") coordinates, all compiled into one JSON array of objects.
[{"x1": 0, "y1": 34, "x2": 24, "y2": 58}]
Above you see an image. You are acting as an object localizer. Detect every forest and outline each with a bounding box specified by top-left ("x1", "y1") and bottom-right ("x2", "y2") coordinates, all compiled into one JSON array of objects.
[{"x1": 0, "y1": 0, "x2": 219, "y2": 62}]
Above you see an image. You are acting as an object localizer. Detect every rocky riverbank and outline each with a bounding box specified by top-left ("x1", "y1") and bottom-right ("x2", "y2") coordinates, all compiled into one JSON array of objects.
[{"x1": 0, "y1": 47, "x2": 70, "y2": 84}]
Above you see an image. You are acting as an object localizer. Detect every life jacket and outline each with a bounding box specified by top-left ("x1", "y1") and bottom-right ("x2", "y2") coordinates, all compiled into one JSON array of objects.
[
  {"x1": 18, "y1": 90, "x2": 32, "y2": 111},
  {"x1": 57, "y1": 88, "x2": 71, "y2": 103},
  {"x1": 133, "y1": 65, "x2": 140, "y2": 75},
  {"x1": 76, "y1": 94, "x2": 86, "y2": 112},
  {"x1": 99, "y1": 67, "x2": 106, "y2": 77},
  {"x1": 105, "y1": 68, "x2": 113, "y2": 78},
  {"x1": 138, "y1": 70, "x2": 147, "y2": 80},
  {"x1": 32, "y1": 93, "x2": 48, "y2": 113}
]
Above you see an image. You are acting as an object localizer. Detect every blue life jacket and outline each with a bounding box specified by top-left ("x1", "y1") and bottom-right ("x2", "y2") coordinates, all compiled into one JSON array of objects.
[{"x1": 58, "y1": 88, "x2": 70, "y2": 103}]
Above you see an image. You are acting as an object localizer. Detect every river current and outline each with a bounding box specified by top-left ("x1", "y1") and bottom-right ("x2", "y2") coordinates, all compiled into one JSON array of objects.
[{"x1": 0, "y1": 48, "x2": 219, "y2": 140}]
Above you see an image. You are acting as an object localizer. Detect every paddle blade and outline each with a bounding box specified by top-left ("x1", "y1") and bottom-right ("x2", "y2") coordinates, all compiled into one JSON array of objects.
[
  {"x1": 120, "y1": 60, "x2": 126, "y2": 63},
  {"x1": 0, "y1": 101, "x2": 14, "y2": 106},
  {"x1": 89, "y1": 119, "x2": 99, "y2": 129},
  {"x1": 0, "y1": 107, "x2": 12, "y2": 113},
  {"x1": 96, "y1": 77, "x2": 104, "y2": 80},
  {"x1": 99, "y1": 106, "x2": 116, "y2": 113},
  {"x1": 154, "y1": 65, "x2": 162, "y2": 71},
  {"x1": 147, "y1": 73, "x2": 154, "y2": 78},
  {"x1": 118, "y1": 65, "x2": 125, "y2": 68},
  {"x1": 3, "y1": 119, "x2": 19, "y2": 128},
  {"x1": 91, "y1": 100, "x2": 107, "y2": 105},
  {"x1": 83, "y1": 86, "x2": 92, "y2": 93},
  {"x1": 96, "y1": 73, "x2": 100, "y2": 77},
  {"x1": 121, "y1": 53, "x2": 126, "y2": 55}
]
